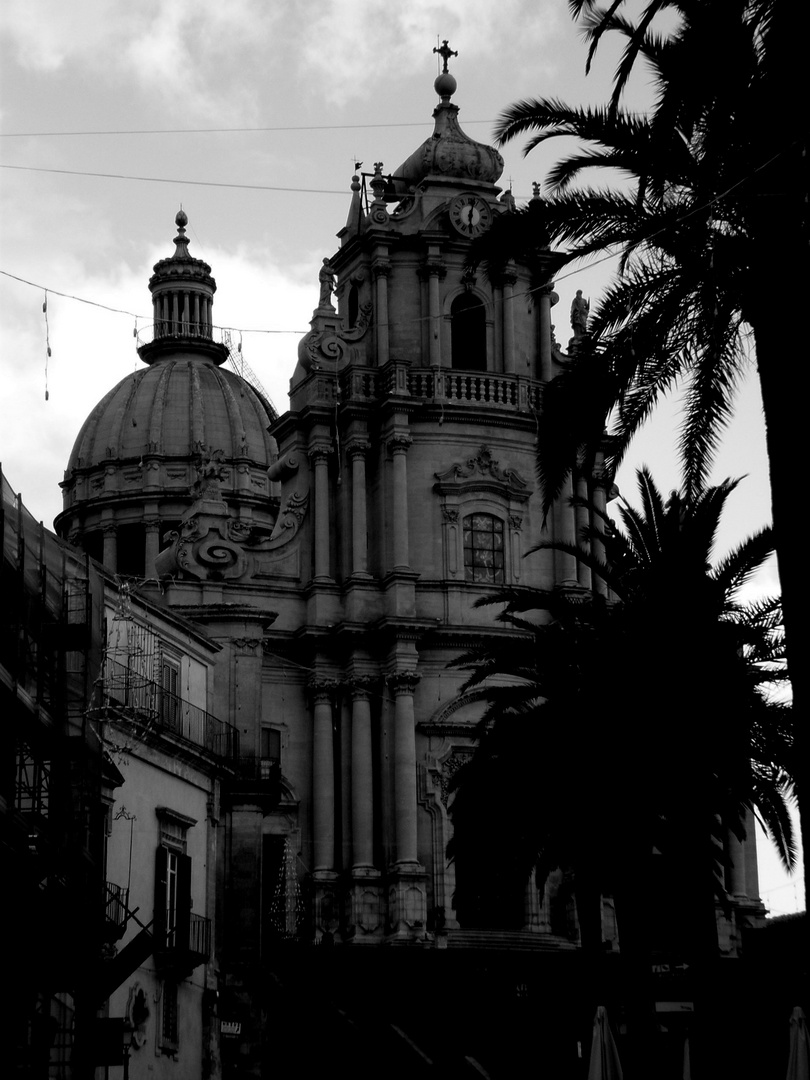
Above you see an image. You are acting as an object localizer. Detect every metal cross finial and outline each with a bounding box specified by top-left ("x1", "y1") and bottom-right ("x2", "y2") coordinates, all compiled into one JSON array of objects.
[{"x1": 434, "y1": 39, "x2": 458, "y2": 73}]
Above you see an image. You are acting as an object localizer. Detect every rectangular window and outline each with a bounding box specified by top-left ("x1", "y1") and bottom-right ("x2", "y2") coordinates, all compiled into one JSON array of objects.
[
  {"x1": 154, "y1": 812, "x2": 193, "y2": 966},
  {"x1": 260, "y1": 727, "x2": 281, "y2": 779},
  {"x1": 463, "y1": 513, "x2": 505, "y2": 584},
  {"x1": 160, "y1": 657, "x2": 181, "y2": 732}
]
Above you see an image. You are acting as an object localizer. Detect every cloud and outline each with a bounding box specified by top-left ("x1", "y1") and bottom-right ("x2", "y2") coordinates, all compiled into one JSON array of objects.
[
  {"x1": 2, "y1": 0, "x2": 563, "y2": 128},
  {"x1": 0, "y1": 233, "x2": 314, "y2": 528},
  {"x1": 1, "y1": 0, "x2": 282, "y2": 121},
  {"x1": 295, "y1": 0, "x2": 561, "y2": 106}
]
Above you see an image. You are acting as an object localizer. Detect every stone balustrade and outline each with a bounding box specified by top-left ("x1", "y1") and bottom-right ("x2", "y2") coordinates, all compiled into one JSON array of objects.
[{"x1": 327, "y1": 364, "x2": 543, "y2": 412}]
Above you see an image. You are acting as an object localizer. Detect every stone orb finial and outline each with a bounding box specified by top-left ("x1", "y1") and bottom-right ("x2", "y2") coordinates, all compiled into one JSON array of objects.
[
  {"x1": 434, "y1": 71, "x2": 457, "y2": 99},
  {"x1": 176, "y1": 208, "x2": 188, "y2": 229}
]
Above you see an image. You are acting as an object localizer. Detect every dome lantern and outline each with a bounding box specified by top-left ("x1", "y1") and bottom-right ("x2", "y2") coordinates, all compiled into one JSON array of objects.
[
  {"x1": 138, "y1": 209, "x2": 227, "y2": 366},
  {"x1": 391, "y1": 43, "x2": 504, "y2": 194}
]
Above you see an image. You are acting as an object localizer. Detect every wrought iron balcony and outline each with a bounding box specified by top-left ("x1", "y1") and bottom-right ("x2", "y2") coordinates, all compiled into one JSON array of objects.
[
  {"x1": 93, "y1": 658, "x2": 239, "y2": 764},
  {"x1": 156, "y1": 913, "x2": 212, "y2": 977},
  {"x1": 103, "y1": 881, "x2": 130, "y2": 941}
]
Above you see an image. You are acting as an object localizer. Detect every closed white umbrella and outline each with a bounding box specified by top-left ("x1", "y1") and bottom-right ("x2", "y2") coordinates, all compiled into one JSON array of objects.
[
  {"x1": 786, "y1": 1007, "x2": 810, "y2": 1080},
  {"x1": 587, "y1": 1006, "x2": 624, "y2": 1080}
]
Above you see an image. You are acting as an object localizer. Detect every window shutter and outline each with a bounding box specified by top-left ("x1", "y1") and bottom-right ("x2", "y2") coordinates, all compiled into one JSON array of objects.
[
  {"x1": 175, "y1": 852, "x2": 192, "y2": 952},
  {"x1": 154, "y1": 846, "x2": 168, "y2": 949}
]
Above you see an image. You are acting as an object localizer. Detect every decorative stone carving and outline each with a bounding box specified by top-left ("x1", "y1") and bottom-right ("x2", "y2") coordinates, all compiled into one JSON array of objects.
[
  {"x1": 267, "y1": 452, "x2": 301, "y2": 483},
  {"x1": 418, "y1": 261, "x2": 447, "y2": 281},
  {"x1": 193, "y1": 443, "x2": 227, "y2": 499},
  {"x1": 255, "y1": 489, "x2": 309, "y2": 549},
  {"x1": 307, "y1": 676, "x2": 341, "y2": 701},
  {"x1": 434, "y1": 444, "x2": 529, "y2": 500},
  {"x1": 346, "y1": 439, "x2": 371, "y2": 461},
  {"x1": 307, "y1": 443, "x2": 333, "y2": 466},
  {"x1": 439, "y1": 747, "x2": 475, "y2": 808},
  {"x1": 318, "y1": 258, "x2": 337, "y2": 310},
  {"x1": 347, "y1": 674, "x2": 379, "y2": 699},
  {"x1": 386, "y1": 671, "x2": 420, "y2": 696},
  {"x1": 231, "y1": 637, "x2": 262, "y2": 653},
  {"x1": 297, "y1": 302, "x2": 372, "y2": 374},
  {"x1": 387, "y1": 433, "x2": 413, "y2": 456}
]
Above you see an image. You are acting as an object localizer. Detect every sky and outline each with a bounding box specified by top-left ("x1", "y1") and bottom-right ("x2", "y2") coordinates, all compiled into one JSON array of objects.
[{"x1": 0, "y1": 0, "x2": 800, "y2": 914}]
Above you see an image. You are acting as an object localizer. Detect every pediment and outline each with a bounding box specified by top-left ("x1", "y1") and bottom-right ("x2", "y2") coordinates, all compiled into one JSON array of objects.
[{"x1": 433, "y1": 445, "x2": 530, "y2": 501}]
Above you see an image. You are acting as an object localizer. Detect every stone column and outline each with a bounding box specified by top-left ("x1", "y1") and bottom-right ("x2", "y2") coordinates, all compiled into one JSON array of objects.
[
  {"x1": 309, "y1": 679, "x2": 338, "y2": 875},
  {"x1": 144, "y1": 518, "x2": 161, "y2": 578},
  {"x1": 591, "y1": 454, "x2": 609, "y2": 597},
  {"x1": 538, "y1": 284, "x2": 557, "y2": 381},
  {"x1": 420, "y1": 259, "x2": 445, "y2": 368},
  {"x1": 725, "y1": 826, "x2": 748, "y2": 899},
  {"x1": 308, "y1": 443, "x2": 333, "y2": 582},
  {"x1": 502, "y1": 268, "x2": 517, "y2": 375},
  {"x1": 556, "y1": 474, "x2": 578, "y2": 586},
  {"x1": 102, "y1": 523, "x2": 117, "y2": 573},
  {"x1": 388, "y1": 433, "x2": 412, "y2": 571},
  {"x1": 347, "y1": 439, "x2": 371, "y2": 578},
  {"x1": 387, "y1": 671, "x2": 421, "y2": 868},
  {"x1": 373, "y1": 262, "x2": 391, "y2": 366},
  {"x1": 350, "y1": 678, "x2": 376, "y2": 871}
]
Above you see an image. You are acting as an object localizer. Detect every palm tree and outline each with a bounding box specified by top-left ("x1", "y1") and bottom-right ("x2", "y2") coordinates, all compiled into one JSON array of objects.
[
  {"x1": 469, "y1": 0, "x2": 808, "y2": 915},
  {"x1": 448, "y1": 469, "x2": 795, "y2": 1076}
]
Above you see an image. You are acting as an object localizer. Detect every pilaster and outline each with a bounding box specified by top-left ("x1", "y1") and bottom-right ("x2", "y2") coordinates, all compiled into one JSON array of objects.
[
  {"x1": 373, "y1": 259, "x2": 391, "y2": 365},
  {"x1": 346, "y1": 438, "x2": 372, "y2": 579},
  {"x1": 101, "y1": 521, "x2": 117, "y2": 572},
  {"x1": 387, "y1": 432, "x2": 412, "y2": 571},
  {"x1": 501, "y1": 265, "x2": 517, "y2": 375},
  {"x1": 308, "y1": 440, "x2": 334, "y2": 584}
]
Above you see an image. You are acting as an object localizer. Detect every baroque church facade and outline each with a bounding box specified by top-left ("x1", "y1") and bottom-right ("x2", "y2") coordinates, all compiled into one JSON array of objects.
[{"x1": 52, "y1": 56, "x2": 764, "y2": 1078}]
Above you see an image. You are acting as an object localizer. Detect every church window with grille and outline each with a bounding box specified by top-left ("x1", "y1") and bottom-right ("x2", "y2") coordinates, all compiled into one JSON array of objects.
[
  {"x1": 463, "y1": 513, "x2": 504, "y2": 583},
  {"x1": 161, "y1": 981, "x2": 179, "y2": 1053}
]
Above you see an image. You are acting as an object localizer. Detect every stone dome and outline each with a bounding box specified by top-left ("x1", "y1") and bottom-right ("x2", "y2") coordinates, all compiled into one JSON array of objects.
[
  {"x1": 65, "y1": 357, "x2": 276, "y2": 481},
  {"x1": 56, "y1": 213, "x2": 279, "y2": 572},
  {"x1": 391, "y1": 65, "x2": 504, "y2": 191},
  {"x1": 58, "y1": 351, "x2": 277, "y2": 531}
]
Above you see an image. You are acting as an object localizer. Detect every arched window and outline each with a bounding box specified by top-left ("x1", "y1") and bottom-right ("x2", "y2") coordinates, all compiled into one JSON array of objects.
[
  {"x1": 463, "y1": 513, "x2": 504, "y2": 584},
  {"x1": 451, "y1": 293, "x2": 486, "y2": 371}
]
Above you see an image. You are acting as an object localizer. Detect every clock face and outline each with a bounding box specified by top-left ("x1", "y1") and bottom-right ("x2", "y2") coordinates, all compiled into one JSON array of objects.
[{"x1": 449, "y1": 195, "x2": 493, "y2": 237}]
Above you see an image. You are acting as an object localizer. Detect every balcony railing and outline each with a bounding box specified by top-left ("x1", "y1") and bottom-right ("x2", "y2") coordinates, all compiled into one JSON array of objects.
[
  {"x1": 94, "y1": 658, "x2": 239, "y2": 764},
  {"x1": 331, "y1": 363, "x2": 544, "y2": 413},
  {"x1": 135, "y1": 322, "x2": 222, "y2": 348},
  {"x1": 158, "y1": 913, "x2": 212, "y2": 976},
  {"x1": 186, "y1": 913, "x2": 212, "y2": 960},
  {"x1": 104, "y1": 881, "x2": 130, "y2": 939}
]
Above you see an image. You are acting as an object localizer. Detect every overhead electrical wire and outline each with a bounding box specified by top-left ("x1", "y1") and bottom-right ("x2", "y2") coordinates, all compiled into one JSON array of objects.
[
  {"x1": 0, "y1": 162, "x2": 349, "y2": 195},
  {"x1": 1, "y1": 146, "x2": 788, "y2": 340},
  {"x1": 0, "y1": 119, "x2": 496, "y2": 138}
]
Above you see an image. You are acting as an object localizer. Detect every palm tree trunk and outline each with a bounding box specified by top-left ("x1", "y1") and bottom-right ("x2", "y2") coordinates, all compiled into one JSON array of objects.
[
  {"x1": 612, "y1": 879, "x2": 657, "y2": 1079},
  {"x1": 753, "y1": 317, "x2": 808, "y2": 923}
]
